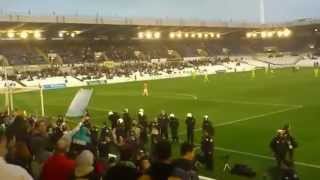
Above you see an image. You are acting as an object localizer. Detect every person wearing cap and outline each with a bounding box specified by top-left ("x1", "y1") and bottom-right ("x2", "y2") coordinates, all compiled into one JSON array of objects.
[
  {"x1": 169, "y1": 113, "x2": 179, "y2": 143},
  {"x1": 108, "y1": 111, "x2": 120, "y2": 130},
  {"x1": 202, "y1": 115, "x2": 214, "y2": 137},
  {"x1": 185, "y1": 113, "x2": 196, "y2": 145}
]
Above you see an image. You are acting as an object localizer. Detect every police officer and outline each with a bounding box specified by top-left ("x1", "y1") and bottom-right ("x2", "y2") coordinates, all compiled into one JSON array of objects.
[
  {"x1": 201, "y1": 131, "x2": 214, "y2": 170},
  {"x1": 98, "y1": 125, "x2": 113, "y2": 159},
  {"x1": 108, "y1": 111, "x2": 119, "y2": 129},
  {"x1": 185, "y1": 113, "x2": 196, "y2": 145},
  {"x1": 115, "y1": 118, "x2": 126, "y2": 142},
  {"x1": 202, "y1": 115, "x2": 214, "y2": 136},
  {"x1": 158, "y1": 110, "x2": 169, "y2": 140},
  {"x1": 123, "y1": 108, "x2": 132, "y2": 136},
  {"x1": 150, "y1": 118, "x2": 161, "y2": 146},
  {"x1": 270, "y1": 129, "x2": 289, "y2": 167},
  {"x1": 138, "y1": 109, "x2": 148, "y2": 146},
  {"x1": 282, "y1": 125, "x2": 298, "y2": 164},
  {"x1": 169, "y1": 113, "x2": 179, "y2": 142}
]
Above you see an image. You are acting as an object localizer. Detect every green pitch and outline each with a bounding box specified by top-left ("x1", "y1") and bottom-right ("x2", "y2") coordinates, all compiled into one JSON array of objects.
[{"x1": 2, "y1": 68, "x2": 320, "y2": 179}]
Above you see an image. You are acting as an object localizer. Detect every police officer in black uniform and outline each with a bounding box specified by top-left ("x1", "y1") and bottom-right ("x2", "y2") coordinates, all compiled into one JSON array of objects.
[
  {"x1": 150, "y1": 118, "x2": 161, "y2": 147},
  {"x1": 169, "y1": 113, "x2": 179, "y2": 142},
  {"x1": 98, "y1": 124, "x2": 113, "y2": 159},
  {"x1": 201, "y1": 131, "x2": 214, "y2": 170},
  {"x1": 108, "y1": 111, "x2": 119, "y2": 130},
  {"x1": 185, "y1": 113, "x2": 196, "y2": 145},
  {"x1": 138, "y1": 109, "x2": 148, "y2": 146},
  {"x1": 158, "y1": 110, "x2": 169, "y2": 140},
  {"x1": 202, "y1": 115, "x2": 214, "y2": 136},
  {"x1": 123, "y1": 108, "x2": 132, "y2": 137},
  {"x1": 270, "y1": 129, "x2": 289, "y2": 167}
]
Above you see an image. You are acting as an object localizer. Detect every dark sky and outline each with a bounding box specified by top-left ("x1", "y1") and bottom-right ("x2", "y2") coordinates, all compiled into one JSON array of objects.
[{"x1": 0, "y1": 0, "x2": 319, "y2": 23}]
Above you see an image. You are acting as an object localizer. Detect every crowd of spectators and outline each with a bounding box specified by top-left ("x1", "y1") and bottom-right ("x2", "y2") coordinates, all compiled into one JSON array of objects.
[{"x1": 0, "y1": 108, "x2": 215, "y2": 180}]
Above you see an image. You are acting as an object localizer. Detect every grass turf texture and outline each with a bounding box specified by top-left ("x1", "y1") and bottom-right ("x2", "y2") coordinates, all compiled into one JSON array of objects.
[{"x1": 1, "y1": 68, "x2": 320, "y2": 179}]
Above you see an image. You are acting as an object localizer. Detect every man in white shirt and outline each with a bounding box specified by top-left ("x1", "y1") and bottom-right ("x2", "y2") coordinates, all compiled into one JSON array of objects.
[{"x1": 0, "y1": 126, "x2": 33, "y2": 180}]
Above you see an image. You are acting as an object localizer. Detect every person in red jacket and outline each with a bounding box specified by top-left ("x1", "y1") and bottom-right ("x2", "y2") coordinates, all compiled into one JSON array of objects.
[{"x1": 41, "y1": 138, "x2": 75, "y2": 180}]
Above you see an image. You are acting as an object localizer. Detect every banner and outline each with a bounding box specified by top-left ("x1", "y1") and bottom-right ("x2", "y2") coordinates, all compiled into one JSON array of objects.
[
  {"x1": 65, "y1": 88, "x2": 93, "y2": 117},
  {"x1": 42, "y1": 83, "x2": 66, "y2": 90}
]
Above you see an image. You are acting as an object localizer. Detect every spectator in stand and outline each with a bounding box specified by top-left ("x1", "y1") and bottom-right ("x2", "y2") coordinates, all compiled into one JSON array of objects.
[
  {"x1": 172, "y1": 143, "x2": 199, "y2": 180},
  {"x1": 141, "y1": 140, "x2": 179, "y2": 180},
  {"x1": 0, "y1": 125, "x2": 33, "y2": 180},
  {"x1": 41, "y1": 138, "x2": 75, "y2": 180},
  {"x1": 70, "y1": 150, "x2": 100, "y2": 180},
  {"x1": 104, "y1": 145, "x2": 139, "y2": 180}
]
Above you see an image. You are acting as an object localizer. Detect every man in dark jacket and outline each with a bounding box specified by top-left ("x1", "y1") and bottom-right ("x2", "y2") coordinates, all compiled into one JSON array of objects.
[
  {"x1": 185, "y1": 113, "x2": 195, "y2": 145},
  {"x1": 172, "y1": 143, "x2": 199, "y2": 180}
]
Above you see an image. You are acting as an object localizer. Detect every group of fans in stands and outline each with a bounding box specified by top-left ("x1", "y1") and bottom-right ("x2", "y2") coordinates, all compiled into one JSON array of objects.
[{"x1": 0, "y1": 108, "x2": 216, "y2": 180}]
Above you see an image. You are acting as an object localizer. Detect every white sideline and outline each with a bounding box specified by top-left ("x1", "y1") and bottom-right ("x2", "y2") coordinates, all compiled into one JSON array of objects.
[
  {"x1": 214, "y1": 105, "x2": 303, "y2": 127},
  {"x1": 214, "y1": 147, "x2": 320, "y2": 169}
]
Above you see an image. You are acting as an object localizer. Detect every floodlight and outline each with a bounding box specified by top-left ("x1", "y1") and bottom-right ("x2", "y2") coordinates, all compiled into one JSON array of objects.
[
  {"x1": 154, "y1": 32, "x2": 161, "y2": 39},
  {"x1": 216, "y1": 33, "x2": 221, "y2": 38},
  {"x1": 169, "y1": 32, "x2": 175, "y2": 39},
  {"x1": 34, "y1": 31, "x2": 42, "y2": 39},
  {"x1": 7, "y1": 31, "x2": 15, "y2": 38},
  {"x1": 267, "y1": 31, "x2": 274, "y2": 38},
  {"x1": 20, "y1": 31, "x2": 28, "y2": 39},
  {"x1": 138, "y1": 32, "x2": 144, "y2": 39},
  {"x1": 261, "y1": 31, "x2": 267, "y2": 38},
  {"x1": 70, "y1": 32, "x2": 76, "y2": 38},
  {"x1": 283, "y1": 29, "x2": 291, "y2": 37},
  {"x1": 246, "y1": 32, "x2": 252, "y2": 38},
  {"x1": 197, "y1": 33, "x2": 203, "y2": 38},
  {"x1": 277, "y1": 31, "x2": 284, "y2": 37},
  {"x1": 209, "y1": 33, "x2": 214, "y2": 38},
  {"x1": 204, "y1": 33, "x2": 209, "y2": 38},
  {"x1": 184, "y1": 33, "x2": 189, "y2": 38},
  {"x1": 58, "y1": 31, "x2": 64, "y2": 38},
  {"x1": 145, "y1": 31, "x2": 152, "y2": 39},
  {"x1": 176, "y1": 32, "x2": 182, "y2": 39},
  {"x1": 191, "y1": 33, "x2": 196, "y2": 38}
]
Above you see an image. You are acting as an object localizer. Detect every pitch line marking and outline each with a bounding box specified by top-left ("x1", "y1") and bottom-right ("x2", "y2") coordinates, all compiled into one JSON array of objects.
[
  {"x1": 179, "y1": 105, "x2": 303, "y2": 136},
  {"x1": 214, "y1": 146, "x2": 320, "y2": 169},
  {"x1": 213, "y1": 105, "x2": 303, "y2": 128}
]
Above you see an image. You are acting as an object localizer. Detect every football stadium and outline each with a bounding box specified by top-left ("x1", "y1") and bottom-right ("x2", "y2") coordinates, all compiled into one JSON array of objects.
[{"x1": 0, "y1": 1, "x2": 319, "y2": 180}]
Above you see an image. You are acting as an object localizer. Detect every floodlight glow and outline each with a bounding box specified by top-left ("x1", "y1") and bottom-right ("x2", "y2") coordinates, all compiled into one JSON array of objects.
[
  {"x1": 70, "y1": 32, "x2": 76, "y2": 38},
  {"x1": 261, "y1": 31, "x2": 267, "y2": 38},
  {"x1": 209, "y1": 33, "x2": 214, "y2": 38},
  {"x1": 204, "y1": 34, "x2": 209, "y2": 38},
  {"x1": 184, "y1": 33, "x2": 189, "y2": 38},
  {"x1": 7, "y1": 31, "x2": 15, "y2": 38},
  {"x1": 252, "y1": 33, "x2": 257, "y2": 38},
  {"x1": 315, "y1": 28, "x2": 319, "y2": 32},
  {"x1": 277, "y1": 31, "x2": 284, "y2": 37},
  {"x1": 58, "y1": 31, "x2": 64, "y2": 38},
  {"x1": 283, "y1": 29, "x2": 291, "y2": 37},
  {"x1": 34, "y1": 31, "x2": 42, "y2": 39},
  {"x1": 191, "y1": 33, "x2": 196, "y2": 38},
  {"x1": 246, "y1": 32, "x2": 252, "y2": 38},
  {"x1": 138, "y1": 32, "x2": 144, "y2": 39},
  {"x1": 176, "y1": 32, "x2": 182, "y2": 39},
  {"x1": 154, "y1": 32, "x2": 161, "y2": 39},
  {"x1": 20, "y1": 31, "x2": 28, "y2": 39},
  {"x1": 169, "y1": 32, "x2": 175, "y2": 39},
  {"x1": 267, "y1": 31, "x2": 274, "y2": 38},
  {"x1": 145, "y1": 31, "x2": 152, "y2": 39},
  {"x1": 216, "y1": 33, "x2": 221, "y2": 38},
  {"x1": 197, "y1": 33, "x2": 203, "y2": 38}
]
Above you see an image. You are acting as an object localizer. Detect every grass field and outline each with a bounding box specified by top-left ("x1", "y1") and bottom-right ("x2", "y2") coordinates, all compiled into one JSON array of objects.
[{"x1": 1, "y1": 68, "x2": 320, "y2": 179}]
